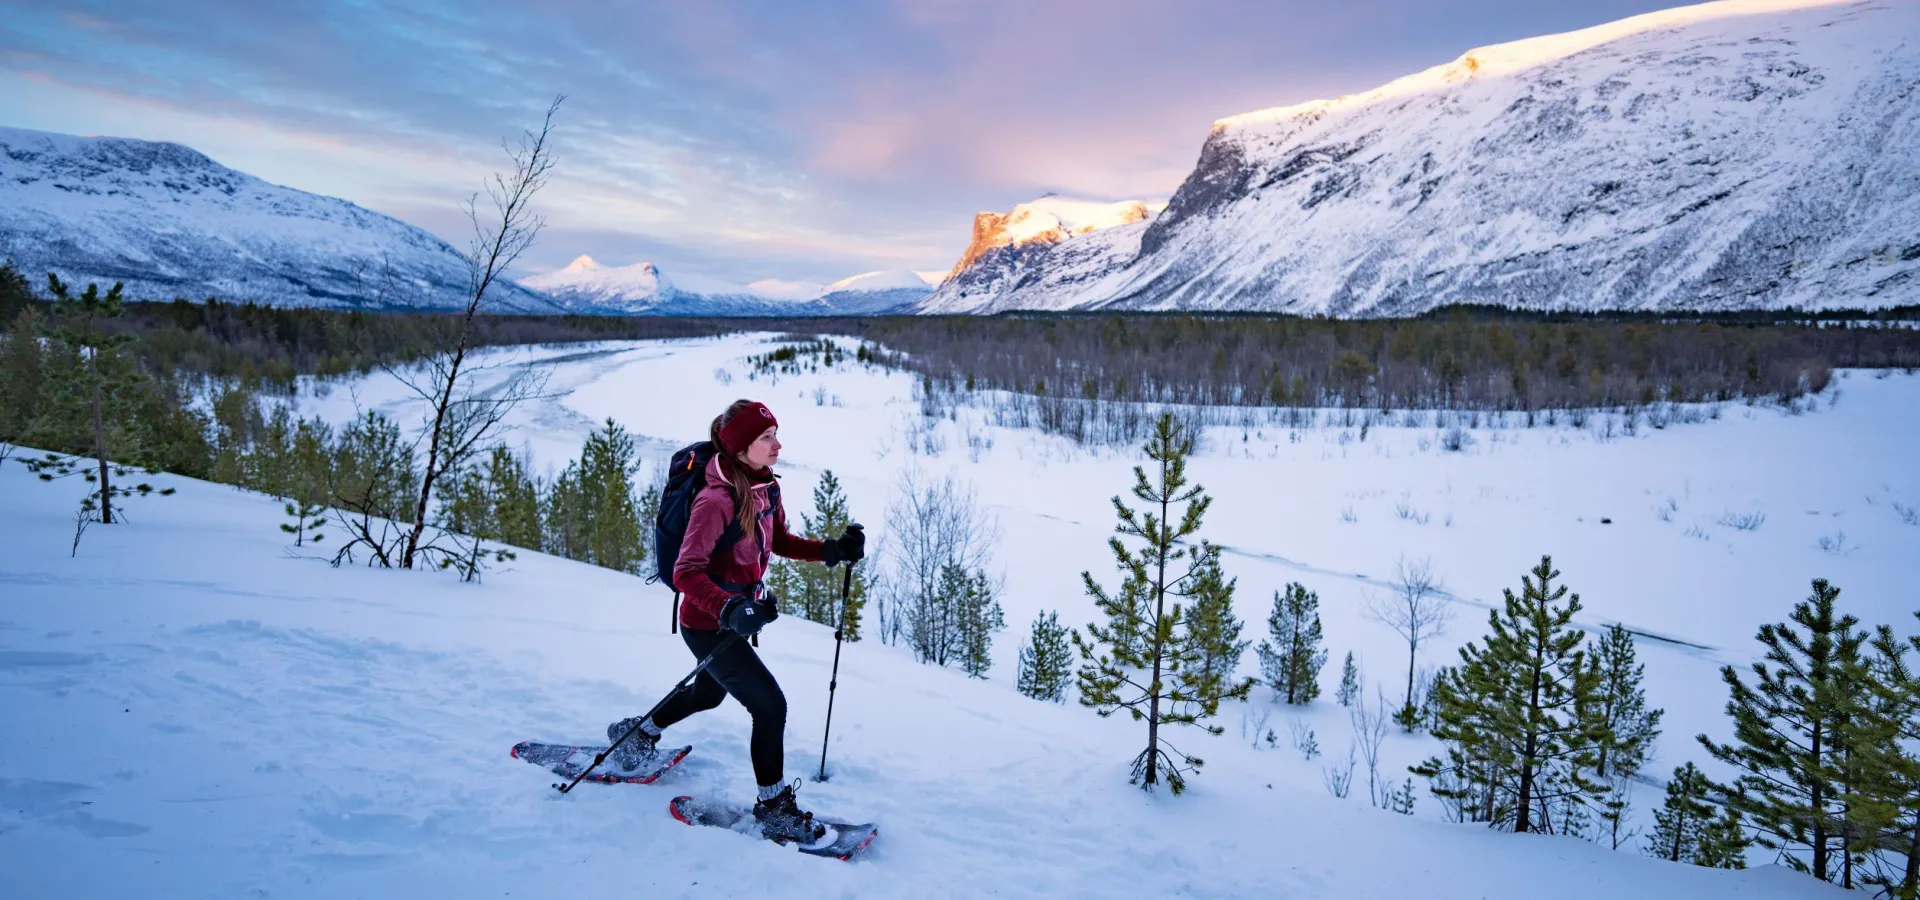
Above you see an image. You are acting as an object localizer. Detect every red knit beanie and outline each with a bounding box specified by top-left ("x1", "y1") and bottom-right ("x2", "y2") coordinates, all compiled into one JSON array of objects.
[{"x1": 718, "y1": 402, "x2": 778, "y2": 456}]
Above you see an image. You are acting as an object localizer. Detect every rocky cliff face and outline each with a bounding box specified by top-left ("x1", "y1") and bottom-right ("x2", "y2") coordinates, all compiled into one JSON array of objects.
[
  {"x1": 919, "y1": 196, "x2": 1162, "y2": 314},
  {"x1": 925, "y1": 0, "x2": 1920, "y2": 316}
]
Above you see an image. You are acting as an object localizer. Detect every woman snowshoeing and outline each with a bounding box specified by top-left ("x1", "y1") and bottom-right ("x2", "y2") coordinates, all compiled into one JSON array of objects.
[{"x1": 606, "y1": 399, "x2": 864, "y2": 842}]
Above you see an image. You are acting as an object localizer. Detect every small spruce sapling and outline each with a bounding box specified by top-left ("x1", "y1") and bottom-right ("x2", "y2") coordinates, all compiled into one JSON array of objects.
[{"x1": 1338, "y1": 651, "x2": 1361, "y2": 707}]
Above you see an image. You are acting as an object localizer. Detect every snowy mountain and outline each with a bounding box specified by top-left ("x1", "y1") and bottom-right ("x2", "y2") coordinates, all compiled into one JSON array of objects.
[
  {"x1": 523, "y1": 255, "x2": 932, "y2": 316},
  {"x1": 920, "y1": 195, "x2": 1166, "y2": 314},
  {"x1": 0, "y1": 126, "x2": 563, "y2": 313},
  {"x1": 921, "y1": 0, "x2": 1920, "y2": 316}
]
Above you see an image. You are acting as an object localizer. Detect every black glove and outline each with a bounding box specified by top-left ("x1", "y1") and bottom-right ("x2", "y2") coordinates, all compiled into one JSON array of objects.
[
  {"x1": 720, "y1": 592, "x2": 778, "y2": 636},
  {"x1": 822, "y1": 523, "x2": 865, "y2": 568}
]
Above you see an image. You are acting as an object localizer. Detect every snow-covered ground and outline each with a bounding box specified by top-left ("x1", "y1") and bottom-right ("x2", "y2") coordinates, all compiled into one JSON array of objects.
[{"x1": 6, "y1": 331, "x2": 1911, "y2": 898}]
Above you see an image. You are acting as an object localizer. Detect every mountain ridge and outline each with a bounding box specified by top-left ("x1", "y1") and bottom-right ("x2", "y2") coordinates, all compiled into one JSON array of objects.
[
  {"x1": 0, "y1": 125, "x2": 563, "y2": 313},
  {"x1": 921, "y1": 0, "x2": 1920, "y2": 316}
]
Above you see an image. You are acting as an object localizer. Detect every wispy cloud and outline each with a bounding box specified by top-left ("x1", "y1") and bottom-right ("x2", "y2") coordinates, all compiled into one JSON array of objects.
[{"x1": 0, "y1": 0, "x2": 1678, "y2": 282}]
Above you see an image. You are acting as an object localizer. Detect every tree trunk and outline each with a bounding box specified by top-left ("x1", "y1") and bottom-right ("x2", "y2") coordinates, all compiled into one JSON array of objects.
[
  {"x1": 1811, "y1": 721, "x2": 1828, "y2": 881},
  {"x1": 1404, "y1": 641, "x2": 1417, "y2": 718},
  {"x1": 90, "y1": 342, "x2": 111, "y2": 525},
  {"x1": 1286, "y1": 630, "x2": 1300, "y2": 704},
  {"x1": 1901, "y1": 807, "x2": 1920, "y2": 899},
  {"x1": 403, "y1": 341, "x2": 466, "y2": 568},
  {"x1": 1142, "y1": 456, "x2": 1173, "y2": 788},
  {"x1": 1516, "y1": 648, "x2": 1544, "y2": 834},
  {"x1": 1596, "y1": 693, "x2": 1615, "y2": 779}
]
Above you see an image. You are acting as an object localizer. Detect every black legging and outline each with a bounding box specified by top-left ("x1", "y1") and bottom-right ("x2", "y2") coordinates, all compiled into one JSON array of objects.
[{"x1": 648, "y1": 627, "x2": 788, "y2": 787}]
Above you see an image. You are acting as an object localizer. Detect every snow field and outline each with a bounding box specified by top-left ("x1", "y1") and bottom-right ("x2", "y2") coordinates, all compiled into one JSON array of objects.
[{"x1": 3, "y1": 331, "x2": 1909, "y2": 897}]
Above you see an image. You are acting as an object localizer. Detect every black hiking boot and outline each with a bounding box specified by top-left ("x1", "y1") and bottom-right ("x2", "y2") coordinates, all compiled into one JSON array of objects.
[
  {"x1": 606, "y1": 717, "x2": 659, "y2": 771},
  {"x1": 753, "y1": 780, "x2": 826, "y2": 843}
]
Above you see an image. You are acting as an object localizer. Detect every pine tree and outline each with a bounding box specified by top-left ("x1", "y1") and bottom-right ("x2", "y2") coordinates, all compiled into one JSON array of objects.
[
  {"x1": 280, "y1": 499, "x2": 327, "y2": 546},
  {"x1": 207, "y1": 381, "x2": 262, "y2": 486},
  {"x1": 0, "y1": 260, "x2": 34, "y2": 324},
  {"x1": 542, "y1": 461, "x2": 585, "y2": 560},
  {"x1": 538, "y1": 422, "x2": 645, "y2": 574},
  {"x1": 288, "y1": 416, "x2": 333, "y2": 513},
  {"x1": 1589, "y1": 624, "x2": 1663, "y2": 780},
  {"x1": 325, "y1": 411, "x2": 419, "y2": 566},
  {"x1": 0, "y1": 306, "x2": 45, "y2": 447},
  {"x1": 241, "y1": 406, "x2": 295, "y2": 499},
  {"x1": 1017, "y1": 610, "x2": 1073, "y2": 703},
  {"x1": 1648, "y1": 762, "x2": 1717, "y2": 863},
  {"x1": 766, "y1": 470, "x2": 870, "y2": 638},
  {"x1": 1338, "y1": 651, "x2": 1362, "y2": 708},
  {"x1": 1257, "y1": 582, "x2": 1327, "y2": 705},
  {"x1": 1644, "y1": 761, "x2": 1750, "y2": 868},
  {"x1": 432, "y1": 456, "x2": 523, "y2": 581},
  {"x1": 950, "y1": 564, "x2": 1003, "y2": 679},
  {"x1": 1415, "y1": 555, "x2": 1604, "y2": 834},
  {"x1": 438, "y1": 445, "x2": 541, "y2": 553},
  {"x1": 485, "y1": 446, "x2": 543, "y2": 551},
  {"x1": 1698, "y1": 578, "x2": 1867, "y2": 885},
  {"x1": 437, "y1": 465, "x2": 495, "y2": 538},
  {"x1": 578, "y1": 419, "x2": 646, "y2": 574},
  {"x1": 1074, "y1": 413, "x2": 1253, "y2": 794},
  {"x1": 1848, "y1": 613, "x2": 1920, "y2": 898},
  {"x1": 1696, "y1": 807, "x2": 1753, "y2": 869},
  {"x1": 24, "y1": 277, "x2": 171, "y2": 524},
  {"x1": 1186, "y1": 549, "x2": 1250, "y2": 689}
]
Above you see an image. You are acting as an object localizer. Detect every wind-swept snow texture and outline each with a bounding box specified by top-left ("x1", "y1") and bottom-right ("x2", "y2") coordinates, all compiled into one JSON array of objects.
[
  {"x1": 922, "y1": 0, "x2": 1920, "y2": 315},
  {"x1": 0, "y1": 126, "x2": 562, "y2": 313},
  {"x1": 6, "y1": 333, "x2": 1907, "y2": 897}
]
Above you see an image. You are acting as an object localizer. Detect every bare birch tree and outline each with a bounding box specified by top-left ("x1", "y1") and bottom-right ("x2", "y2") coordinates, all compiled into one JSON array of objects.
[
  {"x1": 394, "y1": 96, "x2": 563, "y2": 570},
  {"x1": 876, "y1": 466, "x2": 1000, "y2": 659},
  {"x1": 1366, "y1": 554, "x2": 1453, "y2": 729}
]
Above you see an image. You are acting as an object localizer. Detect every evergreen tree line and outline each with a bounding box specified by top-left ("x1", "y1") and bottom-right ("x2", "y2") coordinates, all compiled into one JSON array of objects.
[
  {"x1": 0, "y1": 262, "x2": 752, "y2": 392},
  {"x1": 0, "y1": 281, "x2": 660, "y2": 579},
  {"x1": 205, "y1": 404, "x2": 657, "y2": 577},
  {"x1": 840, "y1": 310, "x2": 1920, "y2": 427}
]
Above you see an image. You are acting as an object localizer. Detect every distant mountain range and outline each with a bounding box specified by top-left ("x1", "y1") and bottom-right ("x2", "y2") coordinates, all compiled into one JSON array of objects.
[
  {"x1": 0, "y1": 126, "x2": 565, "y2": 314},
  {"x1": 521, "y1": 256, "x2": 934, "y2": 317},
  {"x1": 921, "y1": 0, "x2": 1920, "y2": 315},
  {"x1": 0, "y1": 125, "x2": 930, "y2": 317}
]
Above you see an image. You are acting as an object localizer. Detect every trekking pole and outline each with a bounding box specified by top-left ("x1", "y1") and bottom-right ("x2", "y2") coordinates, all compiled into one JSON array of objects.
[
  {"x1": 556, "y1": 631, "x2": 740, "y2": 794},
  {"x1": 815, "y1": 557, "x2": 856, "y2": 782}
]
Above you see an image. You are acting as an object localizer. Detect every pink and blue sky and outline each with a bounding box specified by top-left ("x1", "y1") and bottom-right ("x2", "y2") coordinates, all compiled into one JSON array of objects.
[{"x1": 0, "y1": 0, "x2": 1677, "y2": 283}]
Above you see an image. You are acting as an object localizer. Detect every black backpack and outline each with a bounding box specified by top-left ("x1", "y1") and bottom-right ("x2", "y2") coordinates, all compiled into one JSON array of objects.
[{"x1": 653, "y1": 441, "x2": 779, "y2": 630}]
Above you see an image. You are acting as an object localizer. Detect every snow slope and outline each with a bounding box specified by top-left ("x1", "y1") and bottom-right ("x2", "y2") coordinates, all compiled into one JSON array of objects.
[
  {"x1": 922, "y1": 0, "x2": 1920, "y2": 315},
  {"x1": 7, "y1": 332, "x2": 1914, "y2": 897},
  {"x1": 523, "y1": 256, "x2": 932, "y2": 317},
  {"x1": 0, "y1": 126, "x2": 562, "y2": 313}
]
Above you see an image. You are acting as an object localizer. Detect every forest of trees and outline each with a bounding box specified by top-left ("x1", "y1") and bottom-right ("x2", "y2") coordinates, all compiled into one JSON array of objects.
[{"x1": 841, "y1": 311, "x2": 1920, "y2": 446}]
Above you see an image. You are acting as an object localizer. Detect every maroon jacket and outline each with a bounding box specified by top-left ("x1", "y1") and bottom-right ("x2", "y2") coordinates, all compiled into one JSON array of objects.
[{"x1": 673, "y1": 454, "x2": 823, "y2": 631}]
